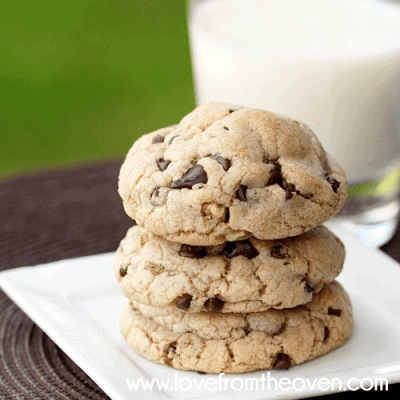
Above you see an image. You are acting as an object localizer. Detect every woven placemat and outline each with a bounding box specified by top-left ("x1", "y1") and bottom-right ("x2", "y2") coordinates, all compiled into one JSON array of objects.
[
  {"x1": 0, "y1": 159, "x2": 399, "y2": 399},
  {"x1": 0, "y1": 160, "x2": 132, "y2": 399}
]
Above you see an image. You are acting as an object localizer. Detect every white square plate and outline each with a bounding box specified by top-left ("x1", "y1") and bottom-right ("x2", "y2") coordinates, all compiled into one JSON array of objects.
[{"x1": 1, "y1": 224, "x2": 400, "y2": 400}]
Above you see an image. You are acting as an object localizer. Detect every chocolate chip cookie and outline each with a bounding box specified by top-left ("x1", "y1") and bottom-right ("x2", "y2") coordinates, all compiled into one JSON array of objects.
[
  {"x1": 118, "y1": 102, "x2": 347, "y2": 245},
  {"x1": 120, "y1": 281, "x2": 353, "y2": 373},
  {"x1": 114, "y1": 224, "x2": 345, "y2": 313}
]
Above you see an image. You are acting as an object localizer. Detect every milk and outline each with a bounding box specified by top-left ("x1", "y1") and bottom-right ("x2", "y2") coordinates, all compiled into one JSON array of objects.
[{"x1": 188, "y1": 0, "x2": 400, "y2": 184}]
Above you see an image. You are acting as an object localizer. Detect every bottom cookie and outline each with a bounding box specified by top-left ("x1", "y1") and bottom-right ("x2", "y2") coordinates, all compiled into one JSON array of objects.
[{"x1": 120, "y1": 281, "x2": 353, "y2": 374}]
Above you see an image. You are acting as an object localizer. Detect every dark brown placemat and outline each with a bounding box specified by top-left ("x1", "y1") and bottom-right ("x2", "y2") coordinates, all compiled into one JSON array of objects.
[
  {"x1": 0, "y1": 159, "x2": 399, "y2": 399},
  {"x1": 0, "y1": 160, "x2": 132, "y2": 399}
]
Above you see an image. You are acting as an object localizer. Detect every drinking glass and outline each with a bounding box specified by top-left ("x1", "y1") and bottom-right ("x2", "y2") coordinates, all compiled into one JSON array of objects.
[{"x1": 186, "y1": 0, "x2": 400, "y2": 247}]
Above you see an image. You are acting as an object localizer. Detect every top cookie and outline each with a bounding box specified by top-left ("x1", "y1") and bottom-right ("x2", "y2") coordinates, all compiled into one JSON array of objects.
[{"x1": 119, "y1": 102, "x2": 347, "y2": 245}]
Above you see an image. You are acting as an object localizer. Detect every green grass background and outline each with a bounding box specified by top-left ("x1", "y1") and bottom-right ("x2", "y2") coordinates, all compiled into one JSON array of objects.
[{"x1": 0, "y1": 0, "x2": 195, "y2": 177}]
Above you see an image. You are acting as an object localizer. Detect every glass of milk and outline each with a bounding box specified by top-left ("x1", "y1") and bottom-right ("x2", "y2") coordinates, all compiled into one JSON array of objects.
[{"x1": 186, "y1": 0, "x2": 400, "y2": 247}]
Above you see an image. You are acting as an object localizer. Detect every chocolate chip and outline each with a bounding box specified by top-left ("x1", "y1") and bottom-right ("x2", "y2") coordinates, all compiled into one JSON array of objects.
[
  {"x1": 235, "y1": 185, "x2": 248, "y2": 201},
  {"x1": 196, "y1": 371, "x2": 206, "y2": 375},
  {"x1": 228, "y1": 109, "x2": 234, "y2": 113},
  {"x1": 152, "y1": 135, "x2": 164, "y2": 144},
  {"x1": 204, "y1": 297, "x2": 225, "y2": 313},
  {"x1": 209, "y1": 154, "x2": 231, "y2": 171},
  {"x1": 282, "y1": 181, "x2": 308, "y2": 199},
  {"x1": 265, "y1": 160, "x2": 282, "y2": 186},
  {"x1": 304, "y1": 281, "x2": 315, "y2": 293},
  {"x1": 325, "y1": 174, "x2": 340, "y2": 193},
  {"x1": 165, "y1": 342, "x2": 177, "y2": 366},
  {"x1": 265, "y1": 160, "x2": 312, "y2": 200},
  {"x1": 273, "y1": 353, "x2": 292, "y2": 370},
  {"x1": 243, "y1": 326, "x2": 251, "y2": 336},
  {"x1": 224, "y1": 207, "x2": 230, "y2": 223},
  {"x1": 157, "y1": 158, "x2": 171, "y2": 172},
  {"x1": 270, "y1": 244, "x2": 287, "y2": 259},
  {"x1": 323, "y1": 326, "x2": 330, "y2": 342},
  {"x1": 119, "y1": 267, "x2": 127, "y2": 277},
  {"x1": 281, "y1": 179, "x2": 313, "y2": 200},
  {"x1": 280, "y1": 178, "x2": 296, "y2": 200},
  {"x1": 223, "y1": 240, "x2": 259, "y2": 259},
  {"x1": 176, "y1": 294, "x2": 193, "y2": 311},
  {"x1": 258, "y1": 285, "x2": 266, "y2": 297},
  {"x1": 224, "y1": 263, "x2": 231, "y2": 274},
  {"x1": 328, "y1": 307, "x2": 342, "y2": 316},
  {"x1": 171, "y1": 165, "x2": 208, "y2": 189},
  {"x1": 277, "y1": 178, "x2": 313, "y2": 200},
  {"x1": 227, "y1": 346, "x2": 235, "y2": 359},
  {"x1": 266, "y1": 167, "x2": 281, "y2": 186},
  {"x1": 223, "y1": 126, "x2": 229, "y2": 131},
  {"x1": 286, "y1": 190, "x2": 294, "y2": 200},
  {"x1": 179, "y1": 244, "x2": 206, "y2": 258},
  {"x1": 167, "y1": 342, "x2": 177, "y2": 354}
]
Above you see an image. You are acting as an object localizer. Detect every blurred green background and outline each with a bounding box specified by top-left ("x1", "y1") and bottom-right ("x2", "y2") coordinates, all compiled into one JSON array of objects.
[{"x1": 0, "y1": 0, "x2": 195, "y2": 177}]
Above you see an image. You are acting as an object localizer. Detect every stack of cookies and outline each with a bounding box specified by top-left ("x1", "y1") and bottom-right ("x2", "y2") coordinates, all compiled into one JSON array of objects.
[{"x1": 114, "y1": 102, "x2": 353, "y2": 373}]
